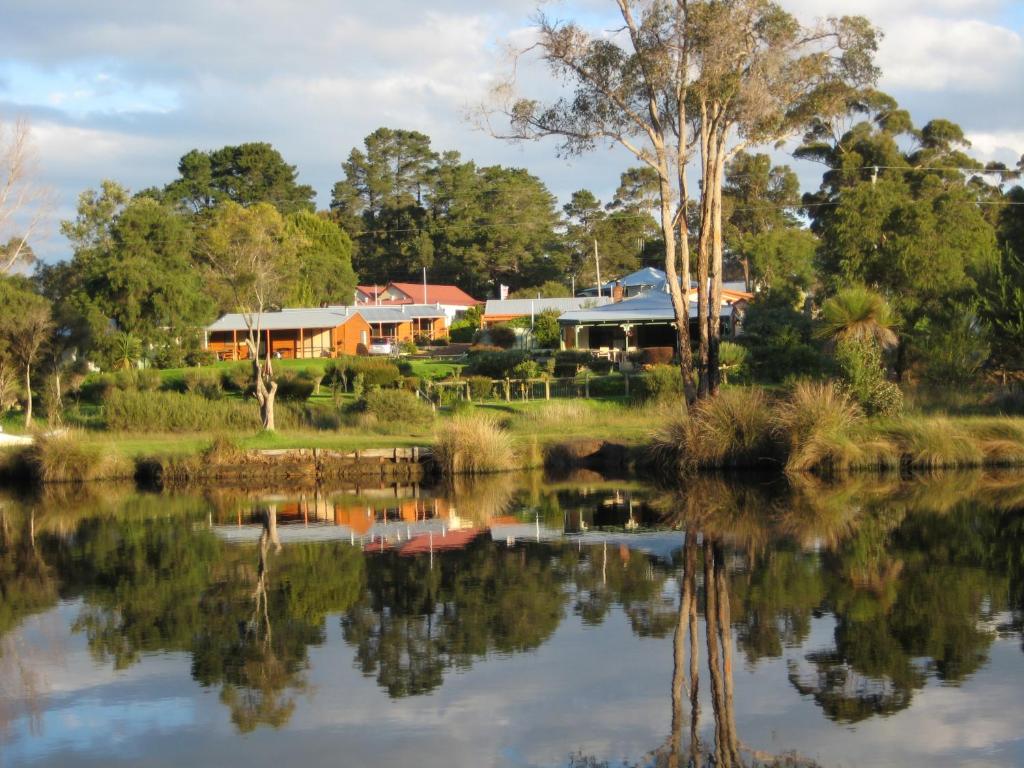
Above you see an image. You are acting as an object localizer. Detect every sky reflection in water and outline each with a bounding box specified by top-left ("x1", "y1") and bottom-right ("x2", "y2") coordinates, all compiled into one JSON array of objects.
[{"x1": 1, "y1": 470, "x2": 1023, "y2": 767}]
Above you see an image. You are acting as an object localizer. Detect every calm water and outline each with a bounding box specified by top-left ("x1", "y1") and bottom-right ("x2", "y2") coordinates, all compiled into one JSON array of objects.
[{"x1": 1, "y1": 471, "x2": 1023, "y2": 767}]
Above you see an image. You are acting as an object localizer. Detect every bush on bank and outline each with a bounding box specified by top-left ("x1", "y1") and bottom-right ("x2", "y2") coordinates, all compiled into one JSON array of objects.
[{"x1": 651, "y1": 382, "x2": 1024, "y2": 476}]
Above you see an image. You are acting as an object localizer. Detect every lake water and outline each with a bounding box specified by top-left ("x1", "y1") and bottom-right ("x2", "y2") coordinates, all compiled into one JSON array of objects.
[{"x1": 1, "y1": 470, "x2": 1023, "y2": 767}]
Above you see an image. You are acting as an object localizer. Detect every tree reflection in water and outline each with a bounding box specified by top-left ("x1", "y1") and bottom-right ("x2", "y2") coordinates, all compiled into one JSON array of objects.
[{"x1": 0, "y1": 469, "x2": 1022, "y2": 750}]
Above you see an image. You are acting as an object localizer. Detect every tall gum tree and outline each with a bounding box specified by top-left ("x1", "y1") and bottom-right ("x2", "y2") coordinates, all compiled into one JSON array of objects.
[
  {"x1": 491, "y1": 0, "x2": 700, "y2": 403},
  {"x1": 200, "y1": 203, "x2": 302, "y2": 431},
  {"x1": 1, "y1": 117, "x2": 51, "y2": 275},
  {"x1": 685, "y1": 1, "x2": 879, "y2": 395},
  {"x1": 489, "y1": 0, "x2": 878, "y2": 401}
]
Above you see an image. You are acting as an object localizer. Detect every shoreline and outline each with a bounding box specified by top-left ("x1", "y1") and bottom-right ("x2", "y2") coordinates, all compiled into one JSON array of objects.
[{"x1": 4, "y1": 418, "x2": 1024, "y2": 488}]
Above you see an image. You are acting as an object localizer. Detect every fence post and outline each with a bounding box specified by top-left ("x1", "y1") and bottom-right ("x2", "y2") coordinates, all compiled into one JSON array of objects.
[
  {"x1": 585, "y1": 372, "x2": 590, "y2": 399},
  {"x1": 504, "y1": 378, "x2": 511, "y2": 402},
  {"x1": 623, "y1": 373, "x2": 629, "y2": 398},
  {"x1": 545, "y1": 378, "x2": 550, "y2": 400}
]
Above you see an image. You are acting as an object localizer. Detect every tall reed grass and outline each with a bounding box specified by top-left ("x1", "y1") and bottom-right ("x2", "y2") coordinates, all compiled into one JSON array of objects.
[
  {"x1": 433, "y1": 414, "x2": 517, "y2": 475},
  {"x1": 16, "y1": 432, "x2": 134, "y2": 484},
  {"x1": 649, "y1": 382, "x2": 1024, "y2": 476}
]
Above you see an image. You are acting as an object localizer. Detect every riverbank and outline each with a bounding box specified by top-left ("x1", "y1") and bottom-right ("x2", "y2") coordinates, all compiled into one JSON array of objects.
[{"x1": 4, "y1": 392, "x2": 1024, "y2": 486}]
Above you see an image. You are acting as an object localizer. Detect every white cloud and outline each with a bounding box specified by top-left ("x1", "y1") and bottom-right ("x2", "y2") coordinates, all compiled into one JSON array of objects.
[
  {"x1": 2, "y1": 0, "x2": 1023, "y2": 263},
  {"x1": 878, "y1": 17, "x2": 1024, "y2": 92}
]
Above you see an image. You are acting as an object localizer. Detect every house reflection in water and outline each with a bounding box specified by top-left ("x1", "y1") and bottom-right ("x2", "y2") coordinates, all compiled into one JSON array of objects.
[{"x1": 207, "y1": 479, "x2": 666, "y2": 558}]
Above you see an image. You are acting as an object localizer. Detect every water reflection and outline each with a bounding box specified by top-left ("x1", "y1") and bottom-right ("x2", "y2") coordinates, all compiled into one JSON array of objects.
[{"x1": 0, "y1": 470, "x2": 1022, "y2": 766}]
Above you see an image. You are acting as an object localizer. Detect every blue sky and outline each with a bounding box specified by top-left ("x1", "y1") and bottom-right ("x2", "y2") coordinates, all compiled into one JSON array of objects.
[{"x1": 1, "y1": 0, "x2": 1022, "y2": 262}]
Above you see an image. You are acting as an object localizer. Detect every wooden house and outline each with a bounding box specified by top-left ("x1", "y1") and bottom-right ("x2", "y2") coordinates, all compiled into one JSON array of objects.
[{"x1": 205, "y1": 304, "x2": 448, "y2": 360}]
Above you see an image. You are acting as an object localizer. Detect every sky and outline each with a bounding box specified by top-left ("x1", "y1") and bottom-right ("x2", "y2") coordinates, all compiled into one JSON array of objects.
[{"x1": 1, "y1": 0, "x2": 1022, "y2": 263}]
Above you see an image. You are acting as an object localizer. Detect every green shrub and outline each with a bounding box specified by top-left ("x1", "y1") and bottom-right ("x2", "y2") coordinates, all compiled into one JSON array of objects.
[
  {"x1": 186, "y1": 349, "x2": 219, "y2": 367},
  {"x1": 869, "y1": 380, "x2": 904, "y2": 417},
  {"x1": 510, "y1": 359, "x2": 541, "y2": 379},
  {"x1": 449, "y1": 398, "x2": 475, "y2": 416},
  {"x1": 280, "y1": 401, "x2": 343, "y2": 430},
  {"x1": 103, "y1": 389, "x2": 259, "y2": 431},
  {"x1": 398, "y1": 339, "x2": 418, "y2": 355},
  {"x1": 338, "y1": 356, "x2": 401, "y2": 390},
  {"x1": 354, "y1": 388, "x2": 433, "y2": 426},
  {"x1": 554, "y1": 350, "x2": 595, "y2": 377},
  {"x1": 641, "y1": 347, "x2": 674, "y2": 366},
  {"x1": 114, "y1": 369, "x2": 138, "y2": 391},
  {"x1": 467, "y1": 376, "x2": 494, "y2": 400},
  {"x1": 487, "y1": 325, "x2": 518, "y2": 349},
  {"x1": 449, "y1": 320, "x2": 477, "y2": 343},
  {"x1": 588, "y1": 375, "x2": 626, "y2": 397},
  {"x1": 916, "y1": 313, "x2": 989, "y2": 387},
  {"x1": 136, "y1": 368, "x2": 162, "y2": 392},
  {"x1": 531, "y1": 309, "x2": 562, "y2": 349},
  {"x1": 465, "y1": 349, "x2": 531, "y2": 378},
  {"x1": 634, "y1": 365, "x2": 685, "y2": 403},
  {"x1": 300, "y1": 367, "x2": 323, "y2": 395},
  {"x1": 740, "y1": 289, "x2": 824, "y2": 382},
  {"x1": 276, "y1": 372, "x2": 315, "y2": 402},
  {"x1": 220, "y1": 362, "x2": 251, "y2": 393},
  {"x1": 835, "y1": 337, "x2": 901, "y2": 416},
  {"x1": 322, "y1": 362, "x2": 346, "y2": 403},
  {"x1": 80, "y1": 374, "x2": 117, "y2": 404}
]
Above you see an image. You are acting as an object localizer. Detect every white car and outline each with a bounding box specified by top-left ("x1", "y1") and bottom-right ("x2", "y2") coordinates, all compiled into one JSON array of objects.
[{"x1": 368, "y1": 336, "x2": 394, "y2": 355}]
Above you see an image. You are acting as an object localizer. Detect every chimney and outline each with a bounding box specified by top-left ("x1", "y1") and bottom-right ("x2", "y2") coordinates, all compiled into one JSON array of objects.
[{"x1": 612, "y1": 281, "x2": 624, "y2": 303}]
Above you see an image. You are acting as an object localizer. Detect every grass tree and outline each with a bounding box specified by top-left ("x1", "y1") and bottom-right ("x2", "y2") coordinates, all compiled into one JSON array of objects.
[
  {"x1": 817, "y1": 286, "x2": 902, "y2": 415},
  {"x1": 201, "y1": 203, "x2": 302, "y2": 431},
  {"x1": 816, "y1": 285, "x2": 898, "y2": 349}
]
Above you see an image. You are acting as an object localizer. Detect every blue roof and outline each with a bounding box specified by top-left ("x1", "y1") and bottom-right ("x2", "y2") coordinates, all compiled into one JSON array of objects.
[
  {"x1": 484, "y1": 296, "x2": 613, "y2": 316},
  {"x1": 578, "y1": 267, "x2": 667, "y2": 296},
  {"x1": 559, "y1": 289, "x2": 734, "y2": 325}
]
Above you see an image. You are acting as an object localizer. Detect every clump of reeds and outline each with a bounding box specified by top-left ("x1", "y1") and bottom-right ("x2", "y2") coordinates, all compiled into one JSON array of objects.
[
  {"x1": 21, "y1": 432, "x2": 134, "y2": 484},
  {"x1": 649, "y1": 388, "x2": 775, "y2": 472},
  {"x1": 204, "y1": 435, "x2": 244, "y2": 465},
  {"x1": 774, "y1": 380, "x2": 869, "y2": 474},
  {"x1": 686, "y1": 386, "x2": 775, "y2": 468},
  {"x1": 650, "y1": 380, "x2": 1024, "y2": 477},
  {"x1": 648, "y1": 404, "x2": 692, "y2": 475},
  {"x1": 878, "y1": 417, "x2": 982, "y2": 470},
  {"x1": 433, "y1": 414, "x2": 517, "y2": 475}
]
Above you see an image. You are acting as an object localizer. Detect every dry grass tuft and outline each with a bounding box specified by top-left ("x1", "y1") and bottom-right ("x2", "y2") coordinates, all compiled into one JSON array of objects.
[
  {"x1": 22, "y1": 432, "x2": 134, "y2": 484},
  {"x1": 433, "y1": 414, "x2": 517, "y2": 475}
]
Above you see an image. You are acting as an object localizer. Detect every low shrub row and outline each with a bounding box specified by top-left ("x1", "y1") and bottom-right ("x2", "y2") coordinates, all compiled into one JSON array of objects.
[{"x1": 104, "y1": 389, "x2": 260, "y2": 432}]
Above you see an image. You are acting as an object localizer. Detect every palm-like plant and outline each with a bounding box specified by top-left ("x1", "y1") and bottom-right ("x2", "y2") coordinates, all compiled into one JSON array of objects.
[
  {"x1": 112, "y1": 332, "x2": 142, "y2": 371},
  {"x1": 816, "y1": 286, "x2": 898, "y2": 349}
]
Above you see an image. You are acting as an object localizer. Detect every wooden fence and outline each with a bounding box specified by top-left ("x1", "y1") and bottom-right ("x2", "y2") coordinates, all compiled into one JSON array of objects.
[{"x1": 420, "y1": 373, "x2": 633, "y2": 403}]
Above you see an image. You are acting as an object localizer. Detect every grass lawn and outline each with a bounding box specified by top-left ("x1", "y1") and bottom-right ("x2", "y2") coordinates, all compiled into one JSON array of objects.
[{"x1": 49, "y1": 395, "x2": 656, "y2": 461}]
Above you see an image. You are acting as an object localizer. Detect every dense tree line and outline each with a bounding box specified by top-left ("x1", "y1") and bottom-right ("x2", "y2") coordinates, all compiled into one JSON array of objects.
[{"x1": 3, "y1": 67, "x2": 1024, "y2": 428}]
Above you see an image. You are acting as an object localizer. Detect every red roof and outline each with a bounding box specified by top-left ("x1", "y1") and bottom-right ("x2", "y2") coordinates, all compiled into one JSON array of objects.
[
  {"x1": 385, "y1": 282, "x2": 481, "y2": 306},
  {"x1": 356, "y1": 285, "x2": 385, "y2": 299},
  {"x1": 398, "y1": 529, "x2": 482, "y2": 556}
]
